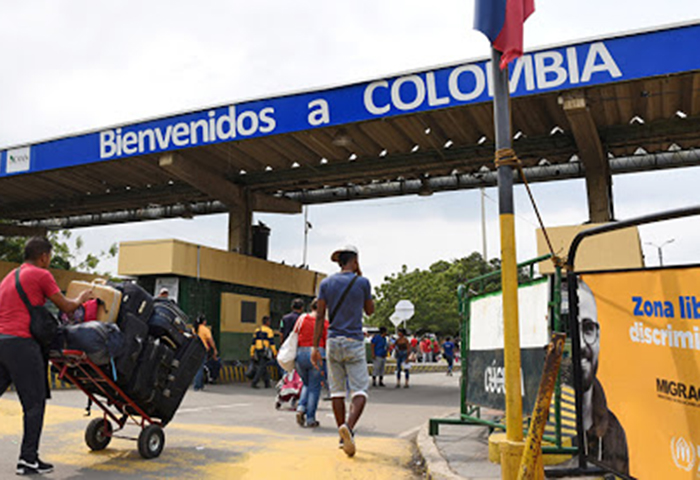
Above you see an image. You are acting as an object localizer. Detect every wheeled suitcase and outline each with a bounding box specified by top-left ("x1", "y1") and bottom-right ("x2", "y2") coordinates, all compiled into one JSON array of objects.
[
  {"x1": 126, "y1": 338, "x2": 175, "y2": 407},
  {"x1": 114, "y1": 313, "x2": 149, "y2": 385},
  {"x1": 113, "y1": 281, "x2": 154, "y2": 323},
  {"x1": 151, "y1": 335, "x2": 206, "y2": 424},
  {"x1": 66, "y1": 280, "x2": 122, "y2": 323},
  {"x1": 148, "y1": 299, "x2": 190, "y2": 348}
]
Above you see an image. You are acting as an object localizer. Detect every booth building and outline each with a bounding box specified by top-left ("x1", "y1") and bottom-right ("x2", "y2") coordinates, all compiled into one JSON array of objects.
[{"x1": 118, "y1": 239, "x2": 324, "y2": 361}]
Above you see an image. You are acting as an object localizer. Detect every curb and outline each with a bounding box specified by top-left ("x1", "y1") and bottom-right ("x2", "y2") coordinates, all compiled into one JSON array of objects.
[
  {"x1": 416, "y1": 421, "x2": 466, "y2": 480},
  {"x1": 372, "y1": 363, "x2": 449, "y2": 375},
  {"x1": 42, "y1": 362, "x2": 449, "y2": 390}
]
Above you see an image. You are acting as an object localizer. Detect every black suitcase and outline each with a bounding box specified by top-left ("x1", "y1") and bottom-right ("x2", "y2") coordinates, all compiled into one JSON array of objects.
[
  {"x1": 113, "y1": 281, "x2": 154, "y2": 323},
  {"x1": 63, "y1": 321, "x2": 125, "y2": 366},
  {"x1": 115, "y1": 313, "x2": 149, "y2": 386},
  {"x1": 148, "y1": 299, "x2": 190, "y2": 348},
  {"x1": 126, "y1": 338, "x2": 175, "y2": 408},
  {"x1": 151, "y1": 335, "x2": 207, "y2": 424}
]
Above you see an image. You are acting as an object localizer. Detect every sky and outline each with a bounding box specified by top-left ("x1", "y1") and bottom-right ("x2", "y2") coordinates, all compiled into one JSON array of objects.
[{"x1": 1, "y1": 1, "x2": 699, "y2": 289}]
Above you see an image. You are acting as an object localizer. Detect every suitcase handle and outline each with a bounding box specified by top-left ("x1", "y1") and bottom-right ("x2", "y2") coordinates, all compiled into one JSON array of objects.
[{"x1": 89, "y1": 279, "x2": 113, "y2": 313}]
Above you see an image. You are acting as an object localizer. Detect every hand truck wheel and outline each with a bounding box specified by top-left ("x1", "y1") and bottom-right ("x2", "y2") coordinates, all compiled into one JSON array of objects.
[
  {"x1": 137, "y1": 424, "x2": 165, "y2": 459},
  {"x1": 85, "y1": 418, "x2": 113, "y2": 451}
]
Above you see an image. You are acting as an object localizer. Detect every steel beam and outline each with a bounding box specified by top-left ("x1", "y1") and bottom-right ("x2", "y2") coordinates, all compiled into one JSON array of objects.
[
  {"x1": 0, "y1": 224, "x2": 48, "y2": 237},
  {"x1": 562, "y1": 92, "x2": 613, "y2": 222},
  {"x1": 159, "y1": 153, "x2": 301, "y2": 214},
  {"x1": 15, "y1": 149, "x2": 700, "y2": 229}
]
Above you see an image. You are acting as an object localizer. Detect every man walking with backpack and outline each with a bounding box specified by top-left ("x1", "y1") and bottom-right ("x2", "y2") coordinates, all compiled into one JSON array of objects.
[
  {"x1": 312, "y1": 245, "x2": 374, "y2": 458},
  {"x1": 250, "y1": 315, "x2": 277, "y2": 389}
]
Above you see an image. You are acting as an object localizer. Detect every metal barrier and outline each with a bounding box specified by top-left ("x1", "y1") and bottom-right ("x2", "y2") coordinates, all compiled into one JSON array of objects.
[
  {"x1": 561, "y1": 205, "x2": 700, "y2": 479},
  {"x1": 429, "y1": 254, "x2": 577, "y2": 456}
]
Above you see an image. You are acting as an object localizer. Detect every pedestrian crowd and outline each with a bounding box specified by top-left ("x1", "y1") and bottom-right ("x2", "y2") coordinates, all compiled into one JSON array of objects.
[{"x1": 0, "y1": 238, "x2": 459, "y2": 473}]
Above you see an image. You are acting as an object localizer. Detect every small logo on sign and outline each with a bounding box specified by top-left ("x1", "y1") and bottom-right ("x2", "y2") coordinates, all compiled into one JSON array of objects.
[
  {"x1": 6, "y1": 147, "x2": 31, "y2": 173},
  {"x1": 671, "y1": 436, "x2": 695, "y2": 472}
]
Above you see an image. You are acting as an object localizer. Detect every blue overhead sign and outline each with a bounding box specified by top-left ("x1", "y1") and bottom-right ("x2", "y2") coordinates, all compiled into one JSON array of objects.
[{"x1": 2, "y1": 22, "x2": 699, "y2": 178}]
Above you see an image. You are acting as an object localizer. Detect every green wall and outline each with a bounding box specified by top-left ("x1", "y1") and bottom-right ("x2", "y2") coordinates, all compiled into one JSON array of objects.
[{"x1": 136, "y1": 275, "x2": 314, "y2": 361}]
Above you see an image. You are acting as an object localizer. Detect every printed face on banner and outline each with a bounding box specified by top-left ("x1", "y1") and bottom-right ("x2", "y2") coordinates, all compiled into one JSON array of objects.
[
  {"x1": 580, "y1": 268, "x2": 700, "y2": 479},
  {"x1": 578, "y1": 283, "x2": 600, "y2": 391}
]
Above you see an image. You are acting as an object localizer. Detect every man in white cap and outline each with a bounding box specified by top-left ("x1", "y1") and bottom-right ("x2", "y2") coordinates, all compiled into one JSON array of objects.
[{"x1": 312, "y1": 245, "x2": 374, "y2": 457}]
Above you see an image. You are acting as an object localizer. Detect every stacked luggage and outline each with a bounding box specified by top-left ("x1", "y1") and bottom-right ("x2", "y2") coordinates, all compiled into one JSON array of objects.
[{"x1": 55, "y1": 280, "x2": 206, "y2": 426}]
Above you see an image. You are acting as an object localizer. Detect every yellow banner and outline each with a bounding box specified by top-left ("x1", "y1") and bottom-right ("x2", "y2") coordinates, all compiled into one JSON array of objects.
[{"x1": 580, "y1": 268, "x2": 700, "y2": 479}]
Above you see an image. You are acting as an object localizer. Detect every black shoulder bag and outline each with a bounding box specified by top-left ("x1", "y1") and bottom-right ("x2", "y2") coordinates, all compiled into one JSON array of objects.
[
  {"x1": 329, "y1": 275, "x2": 358, "y2": 323},
  {"x1": 15, "y1": 267, "x2": 60, "y2": 349}
]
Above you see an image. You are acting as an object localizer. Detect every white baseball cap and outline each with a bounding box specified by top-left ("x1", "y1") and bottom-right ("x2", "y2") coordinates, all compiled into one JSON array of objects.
[{"x1": 331, "y1": 245, "x2": 359, "y2": 262}]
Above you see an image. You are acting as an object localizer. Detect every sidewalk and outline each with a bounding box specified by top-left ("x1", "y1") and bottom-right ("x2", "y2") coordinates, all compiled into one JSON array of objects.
[
  {"x1": 416, "y1": 413, "x2": 605, "y2": 480},
  {"x1": 417, "y1": 412, "x2": 500, "y2": 480}
]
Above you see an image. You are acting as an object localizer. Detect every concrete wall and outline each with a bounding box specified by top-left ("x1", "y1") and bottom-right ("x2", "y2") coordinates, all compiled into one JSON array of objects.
[
  {"x1": 0, "y1": 260, "x2": 100, "y2": 291},
  {"x1": 137, "y1": 274, "x2": 315, "y2": 361},
  {"x1": 536, "y1": 224, "x2": 644, "y2": 274},
  {"x1": 119, "y1": 239, "x2": 323, "y2": 296}
]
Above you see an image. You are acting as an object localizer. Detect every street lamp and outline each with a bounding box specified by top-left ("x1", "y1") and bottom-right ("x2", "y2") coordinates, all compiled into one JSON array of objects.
[{"x1": 645, "y1": 239, "x2": 675, "y2": 267}]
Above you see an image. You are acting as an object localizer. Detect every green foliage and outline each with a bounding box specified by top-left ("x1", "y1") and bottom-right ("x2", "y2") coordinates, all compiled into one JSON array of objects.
[
  {"x1": 0, "y1": 236, "x2": 25, "y2": 264},
  {"x1": 370, "y1": 252, "x2": 526, "y2": 337},
  {"x1": 0, "y1": 231, "x2": 118, "y2": 275}
]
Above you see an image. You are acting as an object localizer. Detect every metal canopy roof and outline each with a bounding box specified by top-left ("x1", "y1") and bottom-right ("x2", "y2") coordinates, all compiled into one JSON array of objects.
[{"x1": 1, "y1": 22, "x2": 699, "y2": 229}]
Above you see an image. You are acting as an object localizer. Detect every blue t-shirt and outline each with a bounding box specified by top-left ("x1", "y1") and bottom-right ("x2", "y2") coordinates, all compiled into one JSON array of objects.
[
  {"x1": 371, "y1": 334, "x2": 388, "y2": 357},
  {"x1": 318, "y1": 272, "x2": 372, "y2": 341},
  {"x1": 443, "y1": 341, "x2": 455, "y2": 357}
]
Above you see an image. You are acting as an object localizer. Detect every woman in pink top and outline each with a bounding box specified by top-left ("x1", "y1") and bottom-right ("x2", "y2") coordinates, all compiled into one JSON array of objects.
[{"x1": 295, "y1": 299, "x2": 328, "y2": 428}]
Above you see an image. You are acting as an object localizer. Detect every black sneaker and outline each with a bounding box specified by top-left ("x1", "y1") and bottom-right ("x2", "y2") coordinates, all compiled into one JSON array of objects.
[{"x1": 16, "y1": 458, "x2": 53, "y2": 475}]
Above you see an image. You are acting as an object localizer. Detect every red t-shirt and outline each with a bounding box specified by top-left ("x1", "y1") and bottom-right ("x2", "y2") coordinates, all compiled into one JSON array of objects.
[
  {"x1": 0, "y1": 264, "x2": 61, "y2": 338},
  {"x1": 296, "y1": 313, "x2": 328, "y2": 348}
]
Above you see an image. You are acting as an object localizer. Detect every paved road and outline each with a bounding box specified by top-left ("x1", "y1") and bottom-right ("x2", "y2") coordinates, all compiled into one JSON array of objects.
[{"x1": 0, "y1": 372, "x2": 460, "y2": 479}]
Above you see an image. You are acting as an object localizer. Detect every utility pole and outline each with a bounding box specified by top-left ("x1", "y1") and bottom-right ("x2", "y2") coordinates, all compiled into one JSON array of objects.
[
  {"x1": 481, "y1": 187, "x2": 488, "y2": 260},
  {"x1": 645, "y1": 239, "x2": 674, "y2": 267},
  {"x1": 302, "y1": 206, "x2": 310, "y2": 267},
  {"x1": 491, "y1": 48, "x2": 524, "y2": 477}
]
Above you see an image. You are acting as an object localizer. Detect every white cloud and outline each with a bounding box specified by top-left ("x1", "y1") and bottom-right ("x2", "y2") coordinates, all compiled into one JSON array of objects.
[{"x1": 2, "y1": 0, "x2": 700, "y2": 288}]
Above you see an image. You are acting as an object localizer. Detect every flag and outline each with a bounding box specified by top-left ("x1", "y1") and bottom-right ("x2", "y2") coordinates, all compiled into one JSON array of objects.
[{"x1": 474, "y1": 0, "x2": 535, "y2": 69}]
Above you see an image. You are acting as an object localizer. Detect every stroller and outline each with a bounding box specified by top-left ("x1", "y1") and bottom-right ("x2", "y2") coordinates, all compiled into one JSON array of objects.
[{"x1": 274, "y1": 370, "x2": 303, "y2": 410}]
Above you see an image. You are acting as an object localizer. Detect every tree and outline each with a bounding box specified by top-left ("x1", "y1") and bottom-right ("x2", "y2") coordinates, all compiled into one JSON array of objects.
[
  {"x1": 0, "y1": 231, "x2": 118, "y2": 275},
  {"x1": 370, "y1": 252, "x2": 524, "y2": 336}
]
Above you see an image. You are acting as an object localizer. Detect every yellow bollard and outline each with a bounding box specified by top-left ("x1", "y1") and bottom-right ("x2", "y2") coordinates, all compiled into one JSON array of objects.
[
  {"x1": 517, "y1": 333, "x2": 566, "y2": 480},
  {"x1": 499, "y1": 212, "x2": 524, "y2": 480},
  {"x1": 500, "y1": 439, "x2": 526, "y2": 480}
]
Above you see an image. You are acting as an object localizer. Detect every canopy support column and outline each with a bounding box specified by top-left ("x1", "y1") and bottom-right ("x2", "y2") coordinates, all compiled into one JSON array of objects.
[{"x1": 562, "y1": 92, "x2": 614, "y2": 223}]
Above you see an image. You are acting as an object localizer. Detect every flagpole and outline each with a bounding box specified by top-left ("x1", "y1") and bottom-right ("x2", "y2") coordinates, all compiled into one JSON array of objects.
[{"x1": 491, "y1": 48, "x2": 525, "y2": 479}]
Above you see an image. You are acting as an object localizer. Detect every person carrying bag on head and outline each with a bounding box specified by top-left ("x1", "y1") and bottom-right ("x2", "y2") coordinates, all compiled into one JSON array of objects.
[{"x1": 0, "y1": 237, "x2": 93, "y2": 476}]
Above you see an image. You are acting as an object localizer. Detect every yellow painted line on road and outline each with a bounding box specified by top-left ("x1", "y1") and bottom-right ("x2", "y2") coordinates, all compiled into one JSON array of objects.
[
  {"x1": 196, "y1": 435, "x2": 414, "y2": 480},
  {"x1": 0, "y1": 399, "x2": 85, "y2": 436},
  {"x1": 1, "y1": 398, "x2": 415, "y2": 479}
]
